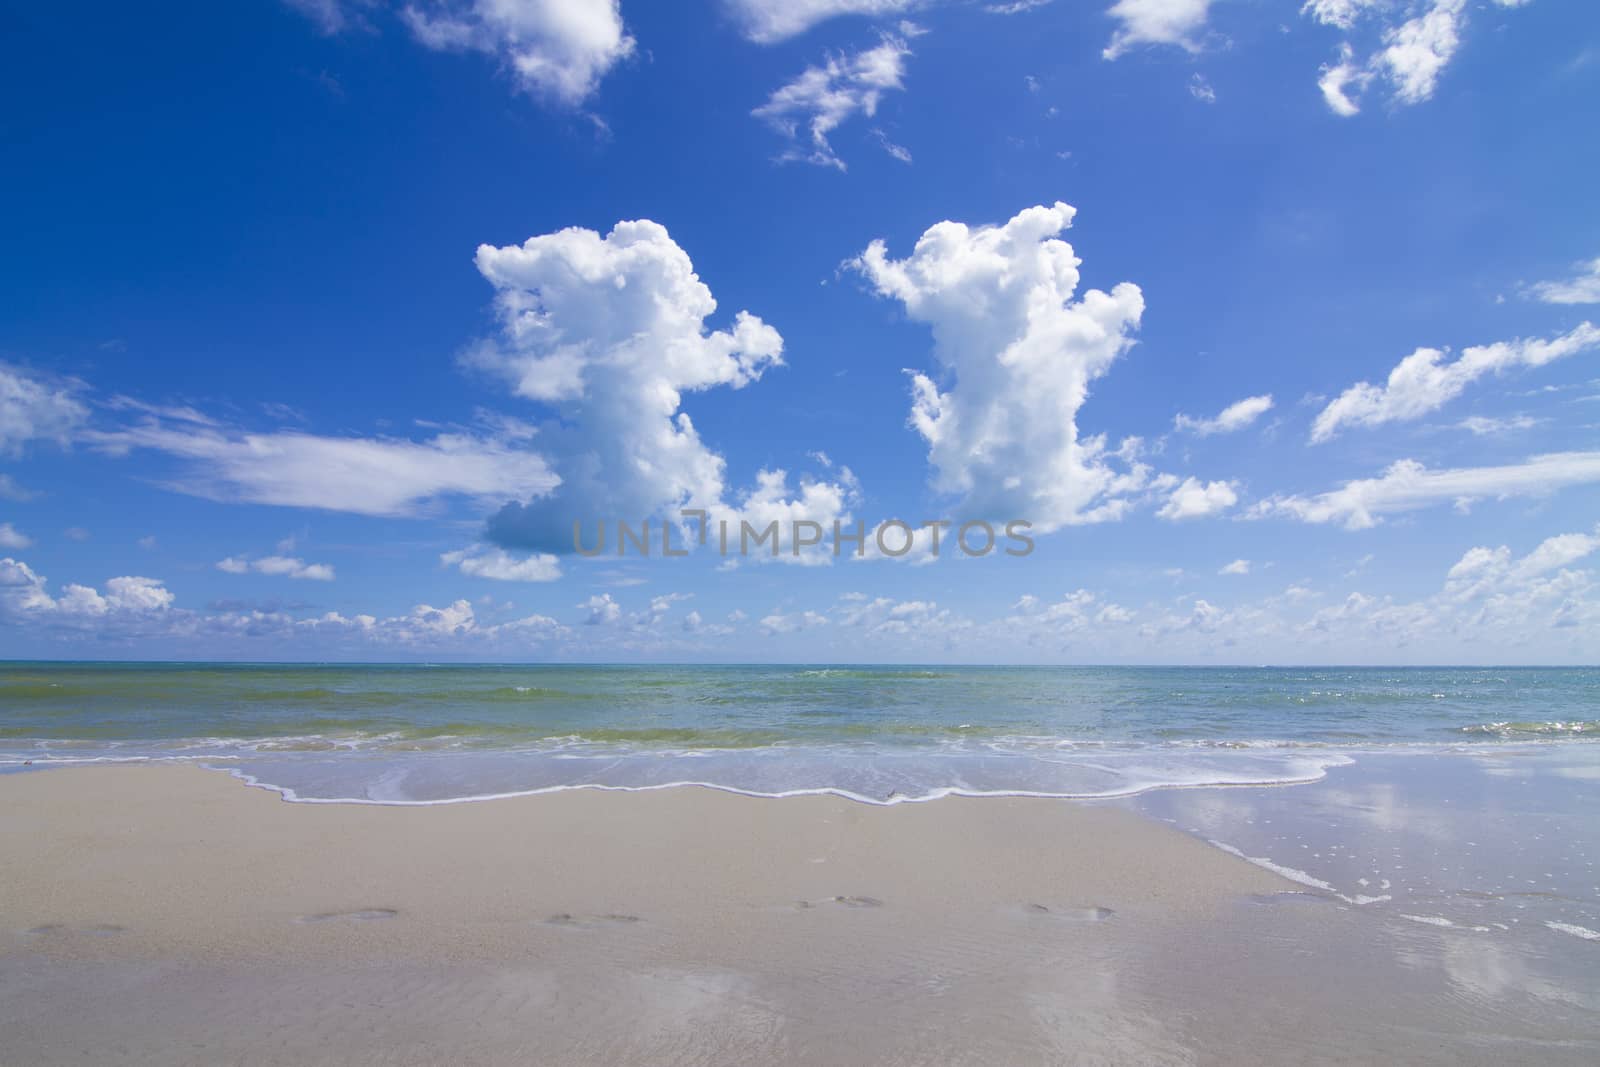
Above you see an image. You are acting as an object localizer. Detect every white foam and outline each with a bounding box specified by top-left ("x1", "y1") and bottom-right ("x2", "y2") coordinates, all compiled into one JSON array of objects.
[
  {"x1": 1544, "y1": 921, "x2": 1600, "y2": 941},
  {"x1": 1206, "y1": 840, "x2": 1338, "y2": 893}
]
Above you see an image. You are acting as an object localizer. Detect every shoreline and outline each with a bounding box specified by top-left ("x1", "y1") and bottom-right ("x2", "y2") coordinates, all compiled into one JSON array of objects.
[
  {"x1": 4, "y1": 764, "x2": 1598, "y2": 1065},
  {"x1": 3, "y1": 764, "x2": 1283, "y2": 961}
]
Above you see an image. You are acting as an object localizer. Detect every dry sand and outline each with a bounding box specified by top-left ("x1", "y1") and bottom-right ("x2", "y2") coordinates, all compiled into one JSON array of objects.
[{"x1": 2, "y1": 765, "x2": 1594, "y2": 1065}]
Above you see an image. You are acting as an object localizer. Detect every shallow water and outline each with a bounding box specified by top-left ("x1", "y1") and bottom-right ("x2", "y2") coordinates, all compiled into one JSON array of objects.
[
  {"x1": 1127, "y1": 746, "x2": 1600, "y2": 953},
  {"x1": 3, "y1": 663, "x2": 1596, "y2": 803},
  {"x1": 5, "y1": 662, "x2": 1598, "y2": 939}
]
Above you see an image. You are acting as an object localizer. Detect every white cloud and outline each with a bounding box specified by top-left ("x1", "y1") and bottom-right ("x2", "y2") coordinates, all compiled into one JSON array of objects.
[
  {"x1": 0, "y1": 475, "x2": 35, "y2": 502},
  {"x1": 758, "y1": 609, "x2": 830, "y2": 635},
  {"x1": 1317, "y1": 43, "x2": 1370, "y2": 116},
  {"x1": 851, "y1": 202, "x2": 1153, "y2": 532},
  {"x1": 1375, "y1": 0, "x2": 1464, "y2": 105},
  {"x1": 442, "y1": 545, "x2": 562, "y2": 581},
  {"x1": 89, "y1": 419, "x2": 558, "y2": 519},
  {"x1": 1431, "y1": 527, "x2": 1600, "y2": 636},
  {"x1": 1311, "y1": 323, "x2": 1600, "y2": 442},
  {"x1": 1444, "y1": 528, "x2": 1600, "y2": 601},
  {"x1": 1526, "y1": 257, "x2": 1600, "y2": 305},
  {"x1": 1174, "y1": 394, "x2": 1274, "y2": 436},
  {"x1": 217, "y1": 554, "x2": 336, "y2": 581},
  {"x1": 1456, "y1": 414, "x2": 1541, "y2": 436},
  {"x1": 834, "y1": 595, "x2": 967, "y2": 639},
  {"x1": 722, "y1": 0, "x2": 917, "y2": 43},
  {"x1": 400, "y1": 0, "x2": 634, "y2": 105},
  {"x1": 2, "y1": 555, "x2": 579, "y2": 649},
  {"x1": 1220, "y1": 558, "x2": 1250, "y2": 575},
  {"x1": 355, "y1": 599, "x2": 564, "y2": 644},
  {"x1": 1, "y1": 364, "x2": 88, "y2": 457},
  {"x1": 987, "y1": 0, "x2": 1053, "y2": 14},
  {"x1": 1308, "y1": 0, "x2": 1535, "y2": 115},
  {"x1": 725, "y1": 467, "x2": 861, "y2": 566},
  {"x1": 104, "y1": 396, "x2": 219, "y2": 427},
  {"x1": 251, "y1": 556, "x2": 335, "y2": 581},
  {"x1": 581, "y1": 592, "x2": 622, "y2": 625},
  {"x1": 1103, "y1": 0, "x2": 1214, "y2": 60},
  {"x1": 1008, "y1": 589, "x2": 1133, "y2": 633},
  {"x1": 753, "y1": 35, "x2": 913, "y2": 170},
  {"x1": 1188, "y1": 72, "x2": 1216, "y2": 103},
  {"x1": 0, "y1": 523, "x2": 32, "y2": 550},
  {"x1": 1302, "y1": 0, "x2": 1382, "y2": 31},
  {"x1": 282, "y1": 0, "x2": 374, "y2": 34},
  {"x1": 467, "y1": 218, "x2": 853, "y2": 554},
  {"x1": 1158, "y1": 476, "x2": 1238, "y2": 520},
  {"x1": 870, "y1": 127, "x2": 913, "y2": 164},
  {"x1": 1, "y1": 559, "x2": 174, "y2": 620},
  {"x1": 1253, "y1": 451, "x2": 1600, "y2": 530}
]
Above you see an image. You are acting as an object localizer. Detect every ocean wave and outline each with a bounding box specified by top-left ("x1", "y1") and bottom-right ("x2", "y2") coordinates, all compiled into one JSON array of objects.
[{"x1": 1459, "y1": 721, "x2": 1600, "y2": 737}]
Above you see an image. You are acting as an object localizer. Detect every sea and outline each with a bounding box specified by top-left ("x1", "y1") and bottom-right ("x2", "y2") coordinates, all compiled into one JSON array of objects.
[{"x1": 4, "y1": 662, "x2": 1597, "y2": 949}]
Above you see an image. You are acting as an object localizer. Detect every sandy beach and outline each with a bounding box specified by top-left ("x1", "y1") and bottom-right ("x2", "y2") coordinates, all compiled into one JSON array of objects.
[{"x1": 2, "y1": 764, "x2": 1595, "y2": 1065}]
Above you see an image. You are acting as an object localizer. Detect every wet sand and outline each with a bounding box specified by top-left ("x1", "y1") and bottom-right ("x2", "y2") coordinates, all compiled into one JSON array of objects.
[{"x1": 2, "y1": 764, "x2": 1596, "y2": 1065}]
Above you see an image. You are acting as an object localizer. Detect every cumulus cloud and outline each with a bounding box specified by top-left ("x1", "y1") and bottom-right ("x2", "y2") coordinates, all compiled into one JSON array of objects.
[
  {"x1": 441, "y1": 545, "x2": 562, "y2": 581},
  {"x1": 1253, "y1": 451, "x2": 1600, "y2": 530},
  {"x1": 1311, "y1": 323, "x2": 1600, "y2": 441},
  {"x1": 835, "y1": 594, "x2": 964, "y2": 635},
  {"x1": 0, "y1": 523, "x2": 31, "y2": 550},
  {"x1": 1008, "y1": 589, "x2": 1133, "y2": 633},
  {"x1": 1174, "y1": 394, "x2": 1273, "y2": 436},
  {"x1": 1, "y1": 558, "x2": 174, "y2": 620},
  {"x1": 581, "y1": 592, "x2": 623, "y2": 625},
  {"x1": 217, "y1": 555, "x2": 336, "y2": 581},
  {"x1": 400, "y1": 0, "x2": 634, "y2": 105},
  {"x1": 758, "y1": 609, "x2": 830, "y2": 635},
  {"x1": 1103, "y1": 0, "x2": 1214, "y2": 60},
  {"x1": 722, "y1": 0, "x2": 917, "y2": 43},
  {"x1": 753, "y1": 34, "x2": 913, "y2": 170},
  {"x1": 725, "y1": 467, "x2": 863, "y2": 566},
  {"x1": 851, "y1": 202, "x2": 1153, "y2": 532},
  {"x1": 88, "y1": 419, "x2": 558, "y2": 519},
  {"x1": 1526, "y1": 257, "x2": 1600, "y2": 306},
  {"x1": 1268, "y1": 525, "x2": 1600, "y2": 656},
  {"x1": 1445, "y1": 527, "x2": 1600, "y2": 601},
  {"x1": 309, "y1": 598, "x2": 565, "y2": 645},
  {"x1": 1157, "y1": 476, "x2": 1238, "y2": 520},
  {"x1": 1, "y1": 364, "x2": 88, "y2": 457},
  {"x1": 1426, "y1": 527, "x2": 1600, "y2": 637},
  {"x1": 467, "y1": 218, "x2": 854, "y2": 554},
  {"x1": 1220, "y1": 558, "x2": 1250, "y2": 575},
  {"x1": 1, "y1": 554, "x2": 577, "y2": 650}
]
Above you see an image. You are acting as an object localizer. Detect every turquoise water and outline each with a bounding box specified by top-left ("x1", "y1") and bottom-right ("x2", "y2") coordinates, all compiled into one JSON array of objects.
[
  {"x1": 6, "y1": 661, "x2": 1598, "y2": 942},
  {"x1": 2, "y1": 662, "x2": 1595, "y2": 803}
]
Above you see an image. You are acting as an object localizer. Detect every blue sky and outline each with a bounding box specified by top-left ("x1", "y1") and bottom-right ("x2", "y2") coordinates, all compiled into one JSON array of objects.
[{"x1": 2, "y1": 0, "x2": 1598, "y2": 663}]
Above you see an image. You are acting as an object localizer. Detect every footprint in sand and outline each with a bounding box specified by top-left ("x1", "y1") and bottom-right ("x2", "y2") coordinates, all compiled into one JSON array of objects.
[
  {"x1": 797, "y1": 895, "x2": 884, "y2": 910},
  {"x1": 543, "y1": 913, "x2": 644, "y2": 930},
  {"x1": 1021, "y1": 903, "x2": 1114, "y2": 922},
  {"x1": 296, "y1": 908, "x2": 399, "y2": 924},
  {"x1": 23, "y1": 923, "x2": 126, "y2": 937}
]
